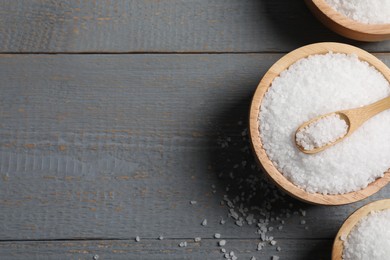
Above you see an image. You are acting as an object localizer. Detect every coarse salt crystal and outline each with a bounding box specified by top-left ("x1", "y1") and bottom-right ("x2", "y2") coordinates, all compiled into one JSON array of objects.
[
  {"x1": 296, "y1": 114, "x2": 348, "y2": 151},
  {"x1": 324, "y1": 0, "x2": 390, "y2": 24},
  {"x1": 219, "y1": 240, "x2": 227, "y2": 246}
]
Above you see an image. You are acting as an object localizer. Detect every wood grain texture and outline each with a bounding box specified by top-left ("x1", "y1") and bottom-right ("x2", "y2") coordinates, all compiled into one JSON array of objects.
[
  {"x1": 249, "y1": 43, "x2": 390, "y2": 205},
  {"x1": 1, "y1": 0, "x2": 390, "y2": 53},
  {"x1": 1, "y1": 54, "x2": 390, "y2": 259},
  {"x1": 0, "y1": 239, "x2": 331, "y2": 260}
]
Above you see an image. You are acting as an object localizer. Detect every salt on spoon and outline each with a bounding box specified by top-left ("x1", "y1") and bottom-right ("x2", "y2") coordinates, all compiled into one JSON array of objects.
[{"x1": 295, "y1": 95, "x2": 390, "y2": 154}]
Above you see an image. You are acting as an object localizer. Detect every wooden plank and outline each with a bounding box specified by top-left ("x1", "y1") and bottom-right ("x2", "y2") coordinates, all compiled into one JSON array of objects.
[
  {"x1": 0, "y1": 238, "x2": 332, "y2": 260},
  {"x1": 1, "y1": 0, "x2": 390, "y2": 53},
  {"x1": 0, "y1": 54, "x2": 390, "y2": 242}
]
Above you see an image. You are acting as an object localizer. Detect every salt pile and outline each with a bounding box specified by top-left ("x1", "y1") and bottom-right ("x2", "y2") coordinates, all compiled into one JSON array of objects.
[
  {"x1": 342, "y1": 209, "x2": 390, "y2": 260},
  {"x1": 259, "y1": 52, "x2": 390, "y2": 194},
  {"x1": 324, "y1": 0, "x2": 390, "y2": 24},
  {"x1": 296, "y1": 113, "x2": 348, "y2": 151}
]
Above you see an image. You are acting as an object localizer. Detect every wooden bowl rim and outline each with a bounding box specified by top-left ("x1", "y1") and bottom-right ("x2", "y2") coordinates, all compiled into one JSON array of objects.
[
  {"x1": 331, "y1": 199, "x2": 390, "y2": 260},
  {"x1": 310, "y1": 0, "x2": 390, "y2": 35},
  {"x1": 249, "y1": 42, "x2": 390, "y2": 205}
]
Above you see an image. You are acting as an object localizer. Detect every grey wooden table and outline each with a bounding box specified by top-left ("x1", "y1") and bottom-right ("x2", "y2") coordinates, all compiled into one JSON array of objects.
[{"x1": 1, "y1": 1, "x2": 389, "y2": 259}]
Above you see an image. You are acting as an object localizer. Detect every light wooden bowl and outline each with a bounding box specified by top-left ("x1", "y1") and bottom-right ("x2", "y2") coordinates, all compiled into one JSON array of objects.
[
  {"x1": 332, "y1": 199, "x2": 390, "y2": 260},
  {"x1": 305, "y1": 0, "x2": 390, "y2": 41},
  {"x1": 249, "y1": 42, "x2": 390, "y2": 205}
]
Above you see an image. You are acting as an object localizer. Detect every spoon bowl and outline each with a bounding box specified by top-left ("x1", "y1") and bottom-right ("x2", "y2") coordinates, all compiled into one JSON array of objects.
[
  {"x1": 332, "y1": 199, "x2": 390, "y2": 260},
  {"x1": 295, "y1": 96, "x2": 390, "y2": 154},
  {"x1": 249, "y1": 42, "x2": 390, "y2": 205}
]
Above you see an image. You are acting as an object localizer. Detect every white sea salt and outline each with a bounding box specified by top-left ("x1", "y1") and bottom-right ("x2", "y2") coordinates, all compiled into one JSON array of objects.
[
  {"x1": 343, "y1": 209, "x2": 390, "y2": 260},
  {"x1": 194, "y1": 237, "x2": 201, "y2": 242},
  {"x1": 179, "y1": 241, "x2": 187, "y2": 247},
  {"x1": 201, "y1": 219, "x2": 208, "y2": 226},
  {"x1": 259, "y1": 52, "x2": 390, "y2": 194},
  {"x1": 324, "y1": 0, "x2": 390, "y2": 24},
  {"x1": 219, "y1": 240, "x2": 227, "y2": 246},
  {"x1": 135, "y1": 236, "x2": 140, "y2": 242},
  {"x1": 296, "y1": 114, "x2": 348, "y2": 151},
  {"x1": 214, "y1": 233, "x2": 221, "y2": 239}
]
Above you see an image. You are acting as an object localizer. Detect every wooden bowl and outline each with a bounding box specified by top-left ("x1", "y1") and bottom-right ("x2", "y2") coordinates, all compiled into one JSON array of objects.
[
  {"x1": 305, "y1": 0, "x2": 390, "y2": 41},
  {"x1": 332, "y1": 199, "x2": 390, "y2": 260},
  {"x1": 249, "y1": 42, "x2": 390, "y2": 205}
]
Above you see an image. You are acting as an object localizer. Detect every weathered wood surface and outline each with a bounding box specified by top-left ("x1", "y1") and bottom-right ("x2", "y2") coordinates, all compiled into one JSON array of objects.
[
  {"x1": 1, "y1": 0, "x2": 390, "y2": 53},
  {"x1": 1, "y1": 54, "x2": 390, "y2": 260},
  {"x1": 0, "y1": 239, "x2": 331, "y2": 260}
]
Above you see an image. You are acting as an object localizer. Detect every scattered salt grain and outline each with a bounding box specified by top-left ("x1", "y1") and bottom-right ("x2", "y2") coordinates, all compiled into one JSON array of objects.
[
  {"x1": 270, "y1": 240, "x2": 277, "y2": 246},
  {"x1": 300, "y1": 220, "x2": 306, "y2": 225},
  {"x1": 324, "y1": 0, "x2": 390, "y2": 24},
  {"x1": 343, "y1": 209, "x2": 390, "y2": 260},
  {"x1": 194, "y1": 237, "x2": 201, "y2": 242},
  {"x1": 214, "y1": 233, "x2": 221, "y2": 239},
  {"x1": 93, "y1": 255, "x2": 99, "y2": 260},
  {"x1": 271, "y1": 256, "x2": 280, "y2": 260},
  {"x1": 179, "y1": 241, "x2": 187, "y2": 247},
  {"x1": 201, "y1": 219, "x2": 208, "y2": 226},
  {"x1": 221, "y1": 248, "x2": 226, "y2": 253},
  {"x1": 158, "y1": 235, "x2": 164, "y2": 240},
  {"x1": 219, "y1": 240, "x2": 227, "y2": 246},
  {"x1": 135, "y1": 236, "x2": 140, "y2": 242},
  {"x1": 259, "y1": 52, "x2": 390, "y2": 194},
  {"x1": 235, "y1": 220, "x2": 243, "y2": 227},
  {"x1": 277, "y1": 246, "x2": 281, "y2": 252},
  {"x1": 296, "y1": 114, "x2": 348, "y2": 151},
  {"x1": 220, "y1": 219, "x2": 226, "y2": 225},
  {"x1": 190, "y1": 200, "x2": 197, "y2": 205},
  {"x1": 251, "y1": 257, "x2": 256, "y2": 260}
]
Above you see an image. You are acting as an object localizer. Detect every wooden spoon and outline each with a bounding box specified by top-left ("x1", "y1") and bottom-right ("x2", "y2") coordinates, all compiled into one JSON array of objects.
[
  {"x1": 295, "y1": 96, "x2": 390, "y2": 154},
  {"x1": 332, "y1": 199, "x2": 390, "y2": 260}
]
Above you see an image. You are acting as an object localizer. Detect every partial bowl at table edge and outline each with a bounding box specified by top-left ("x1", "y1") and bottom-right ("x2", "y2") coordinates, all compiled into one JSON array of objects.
[
  {"x1": 332, "y1": 199, "x2": 390, "y2": 260},
  {"x1": 305, "y1": 0, "x2": 390, "y2": 42},
  {"x1": 249, "y1": 42, "x2": 390, "y2": 205}
]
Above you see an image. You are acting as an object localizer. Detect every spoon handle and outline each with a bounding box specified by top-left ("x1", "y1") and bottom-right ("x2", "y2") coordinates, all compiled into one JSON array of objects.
[
  {"x1": 349, "y1": 96, "x2": 390, "y2": 125},
  {"x1": 361, "y1": 96, "x2": 390, "y2": 119}
]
